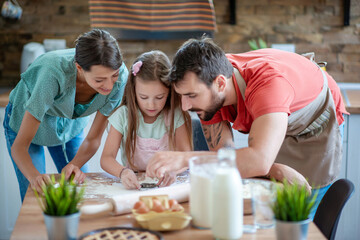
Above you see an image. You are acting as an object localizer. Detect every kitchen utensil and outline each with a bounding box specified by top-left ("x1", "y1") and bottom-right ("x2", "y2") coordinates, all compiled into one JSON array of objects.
[{"x1": 141, "y1": 183, "x2": 158, "y2": 188}]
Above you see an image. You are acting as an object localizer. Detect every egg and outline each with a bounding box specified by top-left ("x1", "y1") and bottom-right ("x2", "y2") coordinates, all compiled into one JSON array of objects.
[
  {"x1": 168, "y1": 199, "x2": 178, "y2": 208},
  {"x1": 152, "y1": 204, "x2": 166, "y2": 213},
  {"x1": 170, "y1": 203, "x2": 184, "y2": 212},
  {"x1": 133, "y1": 201, "x2": 145, "y2": 210},
  {"x1": 152, "y1": 199, "x2": 162, "y2": 208},
  {"x1": 136, "y1": 205, "x2": 150, "y2": 214}
]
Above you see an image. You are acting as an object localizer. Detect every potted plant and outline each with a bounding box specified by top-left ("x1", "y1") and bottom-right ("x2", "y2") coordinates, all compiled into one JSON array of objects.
[
  {"x1": 248, "y1": 38, "x2": 268, "y2": 50},
  {"x1": 271, "y1": 180, "x2": 317, "y2": 240},
  {"x1": 34, "y1": 173, "x2": 85, "y2": 240}
]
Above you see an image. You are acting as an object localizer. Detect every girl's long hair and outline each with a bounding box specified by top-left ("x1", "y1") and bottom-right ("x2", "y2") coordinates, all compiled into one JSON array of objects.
[{"x1": 121, "y1": 50, "x2": 193, "y2": 170}]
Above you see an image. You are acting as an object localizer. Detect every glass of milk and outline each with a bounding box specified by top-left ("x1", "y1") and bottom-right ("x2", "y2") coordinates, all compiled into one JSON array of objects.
[{"x1": 189, "y1": 155, "x2": 218, "y2": 229}]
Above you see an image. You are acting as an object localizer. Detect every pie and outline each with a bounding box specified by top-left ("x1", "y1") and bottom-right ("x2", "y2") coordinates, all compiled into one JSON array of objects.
[{"x1": 81, "y1": 228, "x2": 161, "y2": 240}]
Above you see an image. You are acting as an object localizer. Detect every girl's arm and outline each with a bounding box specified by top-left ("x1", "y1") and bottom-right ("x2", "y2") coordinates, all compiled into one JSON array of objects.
[
  {"x1": 100, "y1": 125, "x2": 141, "y2": 189},
  {"x1": 157, "y1": 123, "x2": 192, "y2": 187},
  {"x1": 174, "y1": 123, "x2": 192, "y2": 152},
  {"x1": 100, "y1": 125, "x2": 123, "y2": 177},
  {"x1": 173, "y1": 123, "x2": 192, "y2": 174},
  {"x1": 11, "y1": 111, "x2": 50, "y2": 193},
  {"x1": 63, "y1": 111, "x2": 108, "y2": 182}
]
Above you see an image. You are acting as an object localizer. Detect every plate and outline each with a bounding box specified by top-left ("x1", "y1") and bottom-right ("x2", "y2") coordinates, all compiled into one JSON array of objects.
[{"x1": 78, "y1": 227, "x2": 163, "y2": 240}]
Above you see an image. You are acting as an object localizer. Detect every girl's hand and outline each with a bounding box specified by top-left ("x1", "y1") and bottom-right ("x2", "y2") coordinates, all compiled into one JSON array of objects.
[
  {"x1": 30, "y1": 174, "x2": 51, "y2": 194},
  {"x1": 121, "y1": 169, "x2": 141, "y2": 190},
  {"x1": 62, "y1": 163, "x2": 86, "y2": 184},
  {"x1": 158, "y1": 171, "x2": 177, "y2": 187}
]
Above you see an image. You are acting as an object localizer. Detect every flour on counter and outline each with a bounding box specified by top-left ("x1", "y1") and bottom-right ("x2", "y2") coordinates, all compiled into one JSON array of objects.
[{"x1": 80, "y1": 171, "x2": 190, "y2": 200}]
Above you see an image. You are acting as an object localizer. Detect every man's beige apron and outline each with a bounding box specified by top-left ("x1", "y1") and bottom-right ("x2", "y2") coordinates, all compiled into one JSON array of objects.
[{"x1": 234, "y1": 67, "x2": 342, "y2": 187}]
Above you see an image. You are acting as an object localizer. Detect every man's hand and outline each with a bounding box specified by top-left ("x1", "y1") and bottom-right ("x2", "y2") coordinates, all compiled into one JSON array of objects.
[
  {"x1": 158, "y1": 171, "x2": 177, "y2": 187},
  {"x1": 146, "y1": 151, "x2": 189, "y2": 179},
  {"x1": 121, "y1": 169, "x2": 140, "y2": 190},
  {"x1": 268, "y1": 163, "x2": 312, "y2": 194},
  {"x1": 62, "y1": 163, "x2": 86, "y2": 184},
  {"x1": 30, "y1": 174, "x2": 51, "y2": 194}
]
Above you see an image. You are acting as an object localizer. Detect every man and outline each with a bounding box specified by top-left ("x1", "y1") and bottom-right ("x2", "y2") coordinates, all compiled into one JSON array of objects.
[{"x1": 146, "y1": 37, "x2": 348, "y2": 209}]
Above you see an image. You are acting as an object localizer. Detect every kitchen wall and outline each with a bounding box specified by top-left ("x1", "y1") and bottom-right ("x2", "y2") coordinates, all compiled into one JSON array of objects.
[{"x1": 0, "y1": 0, "x2": 359, "y2": 87}]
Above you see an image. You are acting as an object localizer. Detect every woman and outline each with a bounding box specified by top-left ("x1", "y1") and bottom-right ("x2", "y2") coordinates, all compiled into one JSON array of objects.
[{"x1": 3, "y1": 29, "x2": 128, "y2": 201}]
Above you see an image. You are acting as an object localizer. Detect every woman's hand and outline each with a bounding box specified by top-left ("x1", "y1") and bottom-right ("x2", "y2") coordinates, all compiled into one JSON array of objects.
[
  {"x1": 62, "y1": 163, "x2": 86, "y2": 184},
  {"x1": 121, "y1": 169, "x2": 141, "y2": 190},
  {"x1": 30, "y1": 174, "x2": 51, "y2": 194}
]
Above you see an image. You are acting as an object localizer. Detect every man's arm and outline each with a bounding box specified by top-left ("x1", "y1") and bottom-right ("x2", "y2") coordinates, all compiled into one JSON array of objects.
[
  {"x1": 147, "y1": 112, "x2": 288, "y2": 179},
  {"x1": 202, "y1": 121, "x2": 234, "y2": 151},
  {"x1": 235, "y1": 112, "x2": 288, "y2": 178}
]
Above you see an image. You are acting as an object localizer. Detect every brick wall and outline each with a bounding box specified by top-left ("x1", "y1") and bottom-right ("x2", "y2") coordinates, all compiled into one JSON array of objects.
[{"x1": 0, "y1": 0, "x2": 359, "y2": 87}]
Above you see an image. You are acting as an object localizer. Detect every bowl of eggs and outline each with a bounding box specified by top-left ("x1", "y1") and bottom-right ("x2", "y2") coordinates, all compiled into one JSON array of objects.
[{"x1": 132, "y1": 195, "x2": 192, "y2": 231}]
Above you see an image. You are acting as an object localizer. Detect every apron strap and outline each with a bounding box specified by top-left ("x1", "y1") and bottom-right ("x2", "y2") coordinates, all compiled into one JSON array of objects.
[{"x1": 233, "y1": 68, "x2": 246, "y2": 101}]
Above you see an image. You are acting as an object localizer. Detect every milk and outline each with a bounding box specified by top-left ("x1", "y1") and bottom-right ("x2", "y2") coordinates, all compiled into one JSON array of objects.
[
  {"x1": 190, "y1": 171, "x2": 213, "y2": 228},
  {"x1": 212, "y1": 148, "x2": 243, "y2": 240},
  {"x1": 189, "y1": 156, "x2": 218, "y2": 229}
]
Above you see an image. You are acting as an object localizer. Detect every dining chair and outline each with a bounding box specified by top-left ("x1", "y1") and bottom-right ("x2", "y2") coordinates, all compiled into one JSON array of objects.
[{"x1": 313, "y1": 178, "x2": 355, "y2": 240}]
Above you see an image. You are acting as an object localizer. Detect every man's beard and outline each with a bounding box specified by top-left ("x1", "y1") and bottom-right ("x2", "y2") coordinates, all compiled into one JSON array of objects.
[{"x1": 191, "y1": 91, "x2": 225, "y2": 121}]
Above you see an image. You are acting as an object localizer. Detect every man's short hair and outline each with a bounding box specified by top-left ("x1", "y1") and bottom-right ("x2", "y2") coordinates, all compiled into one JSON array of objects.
[{"x1": 170, "y1": 37, "x2": 233, "y2": 87}]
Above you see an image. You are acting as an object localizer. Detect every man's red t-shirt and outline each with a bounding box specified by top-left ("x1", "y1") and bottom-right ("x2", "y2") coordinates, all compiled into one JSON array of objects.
[{"x1": 201, "y1": 49, "x2": 348, "y2": 132}]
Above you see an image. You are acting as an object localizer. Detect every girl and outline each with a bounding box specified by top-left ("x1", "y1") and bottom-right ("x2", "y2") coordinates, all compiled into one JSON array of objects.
[
  {"x1": 3, "y1": 29, "x2": 128, "y2": 201},
  {"x1": 100, "y1": 50, "x2": 192, "y2": 189}
]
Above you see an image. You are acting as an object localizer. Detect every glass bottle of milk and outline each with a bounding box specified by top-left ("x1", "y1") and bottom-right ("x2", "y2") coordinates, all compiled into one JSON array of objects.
[{"x1": 212, "y1": 148, "x2": 243, "y2": 240}]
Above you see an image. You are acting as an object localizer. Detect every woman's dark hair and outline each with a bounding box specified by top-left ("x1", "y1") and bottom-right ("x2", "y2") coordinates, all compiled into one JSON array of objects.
[
  {"x1": 170, "y1": 37, "x2": 233, "y2": 87},
  {"x1": 75, "y1": 29, "x2": 122, "y2": 71}
]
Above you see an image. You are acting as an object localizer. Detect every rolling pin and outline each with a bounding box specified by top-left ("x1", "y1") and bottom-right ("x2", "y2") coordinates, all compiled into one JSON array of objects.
[{"x1": 81, "y1": 183, "x2": 190, "y2": 217}]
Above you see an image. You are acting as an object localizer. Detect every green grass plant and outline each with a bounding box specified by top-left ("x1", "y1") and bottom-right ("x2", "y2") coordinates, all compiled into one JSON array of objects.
[
  {"x1": 34, "y1": 173, "x2": 85, "y2": 216},
  {"x1": 272, "y1": 179, "x2": 317, "y2": 221},
  {"x1": 248, "y1": 38, "x2": 268, "y2": 50}
]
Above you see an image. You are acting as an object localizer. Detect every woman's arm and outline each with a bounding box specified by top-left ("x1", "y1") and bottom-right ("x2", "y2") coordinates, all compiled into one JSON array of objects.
[
  {"x1": 100, "y1": 125, "x2": 123, "y2": 177},
  {"x1": 11, "y1": 111, "x2": 50, "y2": 193},
  {"x1": 63, "y1": 111, "x2": 108, "y2": 182}
]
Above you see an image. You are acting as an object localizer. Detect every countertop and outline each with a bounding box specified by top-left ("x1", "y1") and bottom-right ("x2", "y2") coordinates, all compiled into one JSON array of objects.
[
  {"x1": 11, "y1": 173, "x2": 326, "y2": 240},
  {"x1": 1, "y1": 85, "x2": 360, "y2": 113},
  {"x1": 338, "y1": 83, "x2": 360, "y2": 114}
]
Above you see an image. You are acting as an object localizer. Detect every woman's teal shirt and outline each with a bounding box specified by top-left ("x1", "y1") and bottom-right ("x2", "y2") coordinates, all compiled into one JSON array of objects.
[{"x1": 8, "y1": 48, "x2": 128, "y2": 146}]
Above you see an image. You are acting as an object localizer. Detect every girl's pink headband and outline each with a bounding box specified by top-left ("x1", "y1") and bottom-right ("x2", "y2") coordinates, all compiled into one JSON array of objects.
[{"x1": 132, "y1": 61, "x2": 143, "y2": 76}]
